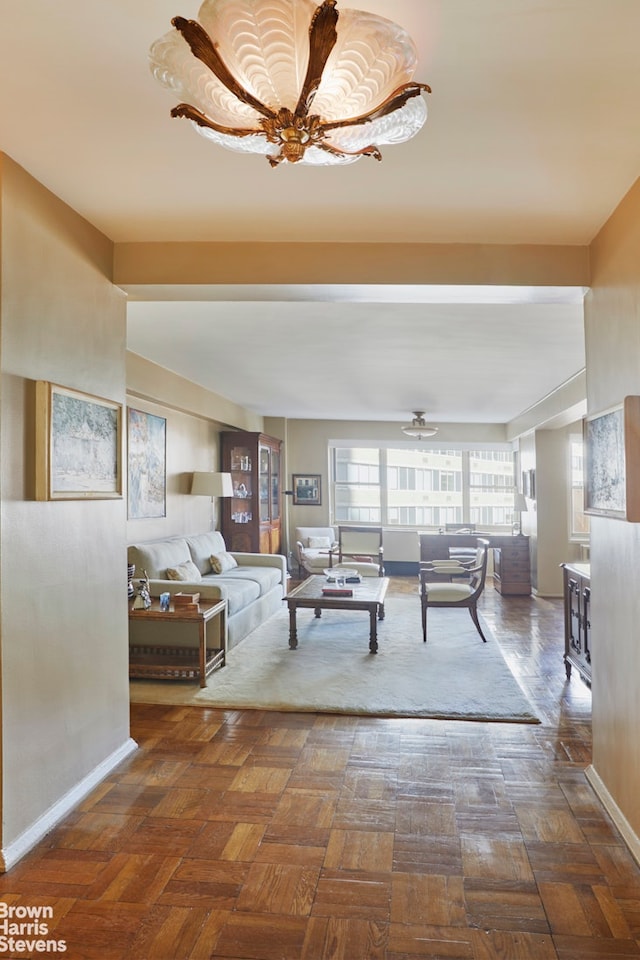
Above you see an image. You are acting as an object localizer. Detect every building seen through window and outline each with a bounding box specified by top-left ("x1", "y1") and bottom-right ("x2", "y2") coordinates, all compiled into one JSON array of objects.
[{"x1": 332, "y1": 446, "x2": 515, "y2": 529}]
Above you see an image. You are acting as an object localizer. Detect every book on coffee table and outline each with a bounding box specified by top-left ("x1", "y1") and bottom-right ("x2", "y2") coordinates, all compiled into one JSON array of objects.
[{"x1": 321, "y1": 587, "x2": 354, "y2": 597}]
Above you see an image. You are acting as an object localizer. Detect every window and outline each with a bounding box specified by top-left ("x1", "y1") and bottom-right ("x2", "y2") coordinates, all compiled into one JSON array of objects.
[
  {"x1": 334, "y1": 448, "x2": 381, "y2": 523},
  {"x1": 569, "y1": 434, "x2": 590, "y2": 540},
  {"x1": 331, "y1": 446, "x2": 515, "y2": 528}
]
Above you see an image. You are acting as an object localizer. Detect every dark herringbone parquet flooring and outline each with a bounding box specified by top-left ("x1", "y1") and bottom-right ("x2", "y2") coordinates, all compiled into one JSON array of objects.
[{"x1": 1, "y1": 578, "x2": 639, "y2": 960}]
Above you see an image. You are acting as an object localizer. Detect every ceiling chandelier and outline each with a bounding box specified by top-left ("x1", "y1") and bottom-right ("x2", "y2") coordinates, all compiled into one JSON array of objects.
[
  {"x1": 149, "y1": 0, "x2": 430, "y2": 167},
  {"x1": 401, "y1": 411, "x2": 438, "y2": 439}
]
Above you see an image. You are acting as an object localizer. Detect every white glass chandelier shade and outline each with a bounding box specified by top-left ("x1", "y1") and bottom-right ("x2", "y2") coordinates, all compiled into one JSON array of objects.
[
  {"x1": 401, "y1": 411, "x2": 438, "y2": 439},
  {"x1": 149, "y1": 0, "x2": 430, "y2": 166}
]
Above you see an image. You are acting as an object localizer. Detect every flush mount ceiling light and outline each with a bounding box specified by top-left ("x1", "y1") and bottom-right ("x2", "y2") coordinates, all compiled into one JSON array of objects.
[
  {"x1": 401, "y1": 411, "x2": 438, "y2": 439},
  {"x1": 149, "y1": 0, "x2": 430, "y2": 167}
]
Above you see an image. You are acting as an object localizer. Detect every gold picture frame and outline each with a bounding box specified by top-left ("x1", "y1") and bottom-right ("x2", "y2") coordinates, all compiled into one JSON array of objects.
[{"x1": 35, "y1": 381, "x2": 123, "y2": 501}]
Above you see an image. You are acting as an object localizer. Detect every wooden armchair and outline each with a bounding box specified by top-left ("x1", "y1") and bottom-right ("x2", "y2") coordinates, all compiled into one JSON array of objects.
[
  {"x1": 419, "y1": 538, "x2": 489, "y2": 643},
  {"x1": 330, "y1": 525, "x2": 384, "y2": 576}
]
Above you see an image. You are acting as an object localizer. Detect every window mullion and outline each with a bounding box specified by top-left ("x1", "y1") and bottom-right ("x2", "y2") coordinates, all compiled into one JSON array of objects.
[
  {"x1": 462, "y1": 450, "x2": 470, "y2": 523},
  {"x1": 380, "y1": 448, "x2": 389, "y2": 524}
]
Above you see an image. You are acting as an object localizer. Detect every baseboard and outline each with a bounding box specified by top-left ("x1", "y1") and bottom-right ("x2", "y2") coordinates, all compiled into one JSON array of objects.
[
  {"x1": 585, "y1": 764, "x2": 640, "y2": 867},
  {"x1": 0, "y1": 737, "x2": 138, "y2": 872}
]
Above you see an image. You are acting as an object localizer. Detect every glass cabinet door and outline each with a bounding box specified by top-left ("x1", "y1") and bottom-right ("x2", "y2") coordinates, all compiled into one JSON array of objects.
[
  {"x1": 259, "y1": 445, "x2": 270, "y2": 522},
  {"x1": 229, "y1": 444, "x2": 252, "y2": 525},
  {"x1": 271, "y1": 448, "x2": 280, "y2": 520}
]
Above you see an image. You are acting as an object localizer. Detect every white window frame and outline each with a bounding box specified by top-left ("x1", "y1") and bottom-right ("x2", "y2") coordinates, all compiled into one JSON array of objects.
[{"x1": 329, "y1": 441, "x2": 516, "y2": 531}]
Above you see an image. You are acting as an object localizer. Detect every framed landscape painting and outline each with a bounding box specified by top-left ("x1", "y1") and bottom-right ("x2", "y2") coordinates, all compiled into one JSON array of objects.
[
  {"x1": 35, "y1": 381, "x2": 123, "y2": 500},
  {"x1": 584, "y1": 396, "x2": 640, "y2": 521},
  {"x1": 127, "y1": 408, "x2": 167, "y2": 519}
]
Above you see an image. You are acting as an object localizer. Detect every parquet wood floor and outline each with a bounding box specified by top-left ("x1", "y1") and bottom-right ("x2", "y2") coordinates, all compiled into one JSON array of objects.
[{"x1": 2, "y1": 579, "x2": 639, "y2": 959}]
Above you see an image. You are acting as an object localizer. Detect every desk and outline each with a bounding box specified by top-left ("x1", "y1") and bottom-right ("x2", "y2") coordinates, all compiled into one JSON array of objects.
[{"x1": 419, "y1": 533, "x2": 531, "y2": 595}]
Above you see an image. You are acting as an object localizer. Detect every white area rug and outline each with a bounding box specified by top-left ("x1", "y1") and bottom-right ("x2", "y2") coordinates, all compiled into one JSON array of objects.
[{"x1": 129, "y1": 597, "x2": 538, "y2": 723}]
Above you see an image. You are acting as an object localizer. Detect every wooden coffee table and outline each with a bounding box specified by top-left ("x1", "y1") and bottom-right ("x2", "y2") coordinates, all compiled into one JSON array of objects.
[{"x1": 285, "y1": 576, "x2": 389, "y2": 653}]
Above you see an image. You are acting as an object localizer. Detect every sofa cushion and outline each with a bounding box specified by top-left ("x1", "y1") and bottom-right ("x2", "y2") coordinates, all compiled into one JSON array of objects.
[
  {"x1": 299, "y1": 549, "x2": 333, "y2": 573},
  {"x1": 186, "y1": 531, "x2": 227, "y2": 575},
  {"x1": 205, "y1": 565, "x2": 280, "y2": 596},
  {"x1": 128, "y1": 538, "x2": 190, "y2": 580},
  {"x1": 166, "y1": 559, "x2": 202, "y2": 582},
  {"x1": 210, "y1": 551, "x2": 238, "y2": 574},
  {"x1": 296, "y1": 526, "x2": 336, "y2": 548},
  {"x1": 205, "y1": 576, "x2": 260, "y2": 615},
  {"x1": 308, "y1": 536, "x2": 332, "y2": 549}
]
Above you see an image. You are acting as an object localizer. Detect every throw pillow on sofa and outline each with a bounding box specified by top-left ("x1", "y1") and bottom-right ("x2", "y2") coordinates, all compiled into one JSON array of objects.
[
  {"x1": 307, "y1": 536, "x2": 332, "y2": 549},
  {"x1": 210, "y1": 552, "x2": 238, "y2": 574},
  {"x1": 166, "y1": 560, "x2": 202, "y2": 582}
]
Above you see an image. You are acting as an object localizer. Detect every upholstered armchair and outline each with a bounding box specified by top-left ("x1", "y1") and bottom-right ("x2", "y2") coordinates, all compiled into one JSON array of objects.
[{"x1": 295, "y1": 526, "x2": 338, "y2": 576}]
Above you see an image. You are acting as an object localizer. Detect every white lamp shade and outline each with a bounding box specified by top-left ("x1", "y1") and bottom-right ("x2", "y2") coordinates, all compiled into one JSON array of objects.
[
  {"x1": 513, "y1": 490, "x2": 529, "y2": 512},
  {"x1": 191, "y1": 472, "x2": 233, "y2": 497}
]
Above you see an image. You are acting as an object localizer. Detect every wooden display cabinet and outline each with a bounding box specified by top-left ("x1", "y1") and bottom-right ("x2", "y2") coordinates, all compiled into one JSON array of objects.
[{"x1": 220, "y1": 431, "x2": 282, "y2": 554}]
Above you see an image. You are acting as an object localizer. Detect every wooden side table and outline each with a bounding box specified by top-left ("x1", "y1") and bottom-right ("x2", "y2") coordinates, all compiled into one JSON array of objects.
[{"x1": 128, "y1": 598, "x2": 227, "y2": 687}]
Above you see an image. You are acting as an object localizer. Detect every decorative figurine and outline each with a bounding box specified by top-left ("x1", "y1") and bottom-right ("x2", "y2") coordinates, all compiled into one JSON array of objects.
[{"x1": 133, "y1": 570, "x2": 152, "y2": 610}]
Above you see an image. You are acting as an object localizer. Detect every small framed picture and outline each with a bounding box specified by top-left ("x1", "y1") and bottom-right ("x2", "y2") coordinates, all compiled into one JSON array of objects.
[{"x1": 292, "y1": 474, "x2": 321, "y2": 506}]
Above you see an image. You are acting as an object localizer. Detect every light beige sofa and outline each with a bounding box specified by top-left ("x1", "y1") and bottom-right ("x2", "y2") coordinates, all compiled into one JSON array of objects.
[{"x1": 127, "y1": 531, "x2": 286, "y2": 649}]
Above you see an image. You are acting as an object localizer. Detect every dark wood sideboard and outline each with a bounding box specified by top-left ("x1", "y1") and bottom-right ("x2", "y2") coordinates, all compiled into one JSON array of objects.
[
  {"x1": 561, "y1": 562, "x2": 591, "y2": 686},
  {"x1": 419, "y1": 533, "x2": 531, "y2": 595}
]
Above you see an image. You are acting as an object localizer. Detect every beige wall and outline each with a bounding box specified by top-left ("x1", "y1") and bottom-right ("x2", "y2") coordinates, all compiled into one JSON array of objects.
[
  {"x1": 115, "y1": 240, "x2": 590, "y2": 288},
  {"x1": 585, "y1": 176, "x2": 640, "y2": 844},
  {"x1": 0, "y1": 155, "x2": 131, "y2": 859},
  {"x1": 126, "y1": 355, "x2": 267, "y2": 545},
  {"x1": 125, "y1": 394, "x2": 218, "y2": 543}
]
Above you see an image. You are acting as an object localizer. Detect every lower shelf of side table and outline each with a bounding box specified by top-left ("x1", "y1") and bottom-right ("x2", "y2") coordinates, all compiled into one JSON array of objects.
[{"x1": 129, "y1": 645, "x2": 225, "y2": 682}]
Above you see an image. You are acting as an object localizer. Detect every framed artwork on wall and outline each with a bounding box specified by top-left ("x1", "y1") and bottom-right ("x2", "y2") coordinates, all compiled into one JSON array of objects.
[
  {"x1": 584, "y1": 395, "x2": 640, "y2": 521},
  {"x1": 522, "y1": 469, "x2": 536, "y2": 499},
  {"x1": 35, "y1": 381, "x2": 123, "y2": 501},
  {"x1": 127, "y1": 408, "x2": 167, "y2": 519},
  {"x1": 292, "y1": 474, "x2": 321, "y2": 506}
]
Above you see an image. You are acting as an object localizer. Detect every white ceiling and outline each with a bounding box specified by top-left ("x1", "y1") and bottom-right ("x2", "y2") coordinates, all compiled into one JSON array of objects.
[{"x1": 2, "y1": 1, "x2": 639, "y2": 424}]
